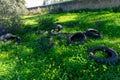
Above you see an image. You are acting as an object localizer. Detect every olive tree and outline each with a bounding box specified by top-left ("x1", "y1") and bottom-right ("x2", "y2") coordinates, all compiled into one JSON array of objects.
[{"x1": 0, "y1": 0, "x2": 27, "y2": 32}]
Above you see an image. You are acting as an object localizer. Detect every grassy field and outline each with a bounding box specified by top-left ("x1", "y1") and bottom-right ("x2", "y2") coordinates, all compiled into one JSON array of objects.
[{"x1": 0, "y1": 10, "x2": 120, "y2": 80}]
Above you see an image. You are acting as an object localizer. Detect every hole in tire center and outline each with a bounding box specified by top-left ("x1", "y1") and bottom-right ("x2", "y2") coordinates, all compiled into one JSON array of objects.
[
  {"x1": 40, "y1": 39, "x2": 51, "y2": 47},
  {"x1": 93, "y1": 50, "x2": 112, "y2": 59},
  {"x1": 71, "y1": 33, "x2": 84, "y2": 42},
  {"x1": 54, "y1": 28, "x2": 59, "y2": 32},
  {"x1": 90, "y1": 30, "x2": 99, "y2": 35},
  {"x1": 7, "y1": 38, "x2": 18, "y2": 44}
]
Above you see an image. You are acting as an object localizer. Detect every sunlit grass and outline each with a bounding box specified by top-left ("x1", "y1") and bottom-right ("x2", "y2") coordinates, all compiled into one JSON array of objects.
[
  {"x1": 24, "y1": 20, "x2": 38, "y2": 25},
  {"x1": 57, "y1": 13, "x2": 78, "y2": 22},
  {"x1": 21, "y1": 14, "x2": 40, "y2": 19},
  {"x1": 1, "y1": 10, "x2": 120, "y2": 79},
  {"x1": 0, "y1": 50, "x2": 16, "y2": 79}
]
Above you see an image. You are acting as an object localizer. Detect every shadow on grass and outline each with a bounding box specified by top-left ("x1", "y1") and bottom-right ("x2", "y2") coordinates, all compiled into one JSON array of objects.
[
  {"x1": 1, "y1": 37, "x2": 120, "y2": 79},
  {"x1": 1, "y1": 10, "x2": 120, "y2": 79}
]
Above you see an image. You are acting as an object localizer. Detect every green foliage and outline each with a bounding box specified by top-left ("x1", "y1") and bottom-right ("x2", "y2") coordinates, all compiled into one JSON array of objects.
[
  {"x1": 1, "y1": 9, "x2": 120, "y2": 79},
  {"x1": 0, "y1": 0, "x2": 27, "y2": 31},
  {"x1": 38, "y1": 16, "x2": 56, "y2": 31},
  {"x1": 93, "y1": 51, "x2": 109, "y2": 59},
  {"x1": 112, "y1": 7, "x2": 120, "y2": 13}
]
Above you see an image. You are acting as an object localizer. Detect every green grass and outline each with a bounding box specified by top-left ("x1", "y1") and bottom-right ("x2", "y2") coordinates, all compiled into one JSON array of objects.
[
  {"x1": 92, "y1": 51, "x2": 109, "y2": 59},
  {"x1": 0, "y1": 10, "x2": 120, "y2": 80}
]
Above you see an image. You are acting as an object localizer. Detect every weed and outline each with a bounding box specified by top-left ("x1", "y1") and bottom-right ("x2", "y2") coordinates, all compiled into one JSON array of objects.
[{"x1": 0, "y1": 9, "x2": 120, "y2": 80}]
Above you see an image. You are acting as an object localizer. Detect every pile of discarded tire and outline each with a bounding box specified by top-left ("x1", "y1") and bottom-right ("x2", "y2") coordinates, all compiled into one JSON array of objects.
[
  {"x1": 38, "y1": 24, "x2": 63, "y2": 50},
  {"x1": 68, "y1": 28, "x2": 118, "y2": 64},
  {"x1": 38, "y1": 36, "x2": 56, "y2": 50},
  {"x1": 0, "y1": 24, "x2": 118, "y2": 64},
  {"x1": 51, "y1": 25, "x2": 118, "y2": 64},
  {"x1": 68, "y1": 28, "x2": 102, "y2": 45},
  {"x1": 0, "y1": 27, "x2": 21, "y2": 44}
]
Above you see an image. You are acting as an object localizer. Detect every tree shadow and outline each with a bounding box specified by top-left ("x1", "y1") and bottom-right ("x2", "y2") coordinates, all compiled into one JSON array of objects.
[{"x1": 1, "y1": 10, "x2": 120, "y2": 79}]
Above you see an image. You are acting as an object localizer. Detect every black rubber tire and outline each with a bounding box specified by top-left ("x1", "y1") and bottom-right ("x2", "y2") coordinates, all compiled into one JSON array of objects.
[
  {"x1": 0, "y1": 33, "x2": 21, "y2": 44},
  {"x1": 68, "y1": 32, "x2": 86, "y2": 45},
  {"x1": 88, "y1": 46, "x2": 118, "y2": 64},
  {"x1": 85, "y1": 28, "x2": 102, "y2": 38},
  {"x1": 38, "y1": 36, "x2": 55, "y2": 50},
  {"x1": 51, "y1": 24, "x2": 63, "y2": 35},
  {"x1": 15, "y1": 36, "x2": 21, "y2": 44}
]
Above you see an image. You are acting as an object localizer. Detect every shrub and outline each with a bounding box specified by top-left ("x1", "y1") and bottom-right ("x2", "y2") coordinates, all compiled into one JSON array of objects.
[
  {"x1": 38, "y1": 16, "x2": 55, "y2": 31},
  {"x1": 0, "y1": 0, "x2": 27, "y2": 32}
]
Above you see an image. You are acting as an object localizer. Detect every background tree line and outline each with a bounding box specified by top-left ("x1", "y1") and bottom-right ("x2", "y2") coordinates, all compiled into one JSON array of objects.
[{"x1": 0, "y1": 0, "x2": 27, "y2": 32}]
